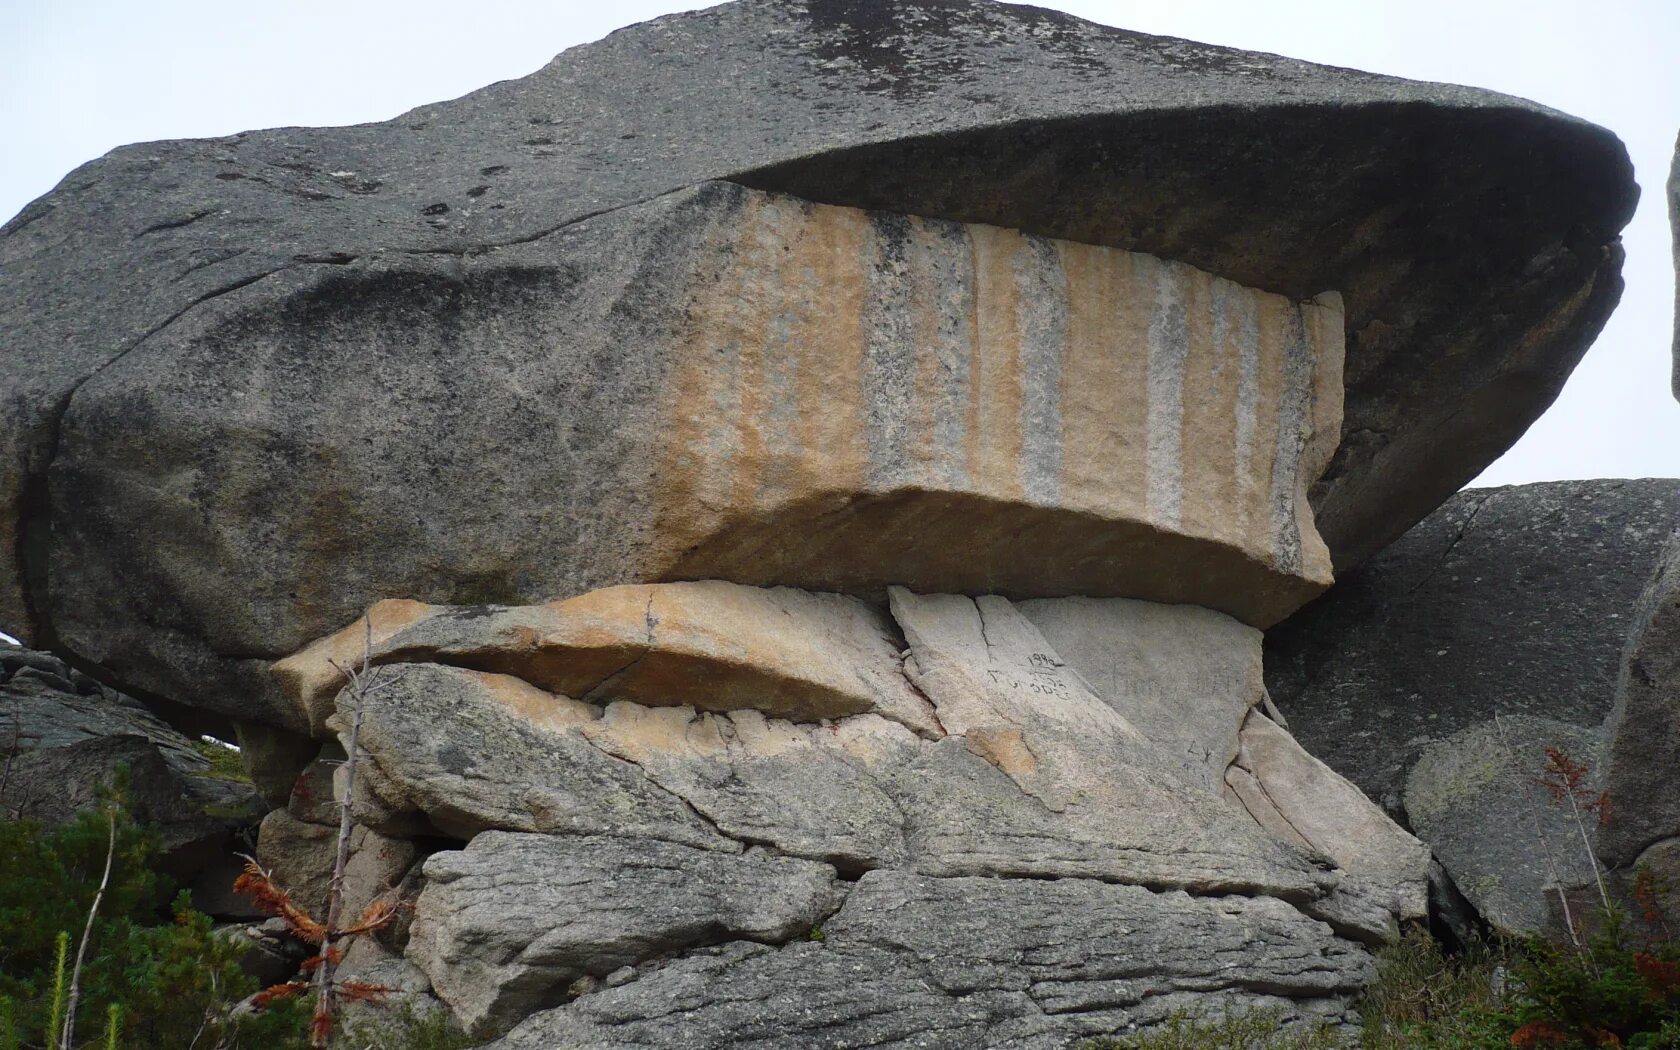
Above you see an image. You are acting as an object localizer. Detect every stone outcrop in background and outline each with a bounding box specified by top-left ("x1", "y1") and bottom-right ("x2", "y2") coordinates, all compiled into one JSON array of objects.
[
  {"x1": 0, "y1": 639, "x2": 262, "y2": 898},
  {"x1": 1266, "y1": 479, "x2": 1680, "y2": 937},
  {"x1": 1267, "y1": 479, "x2": 1680, "y2": 809},
  {"x1": 1587, "y1": 137, "x2": 1680, "y2": 928}
]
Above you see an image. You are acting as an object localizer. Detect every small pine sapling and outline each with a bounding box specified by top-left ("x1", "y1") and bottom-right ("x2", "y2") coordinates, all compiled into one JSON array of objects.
[
  {"x1": 45, "y1": 931, "x2": 69, "y2": 1048},
  {"x1": 60, "y1": 801, "x2": 117, "y2": 1050},
  {"x1": 1536, "y1": 744, "x2": 1614, "y2": 919},
  {"x1": 0, "y1": 995, "x2": 17, "y2": 1050},
  {"x1": 236, "y1": 615, "x2": 400, "y2": 1048}
]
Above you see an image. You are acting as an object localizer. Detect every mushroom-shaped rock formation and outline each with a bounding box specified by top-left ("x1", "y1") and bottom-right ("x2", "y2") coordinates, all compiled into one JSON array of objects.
[{"x1": 0, "y1": 0, "x2": 1634, "y2": 733}]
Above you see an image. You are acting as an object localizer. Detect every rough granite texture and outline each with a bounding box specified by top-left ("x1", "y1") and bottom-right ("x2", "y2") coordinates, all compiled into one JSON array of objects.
[
  {"x1": 1267, "y1": 479, "x2": 1680, "y2": 810},
  {"x1": 1405, "y1": 716, "x2": 1604, "y2": 938},
  {"x1": 267, "y1": 581, "x2": 1426, "y2": 1041},
  {"x1": 408, "y1": 833, "x2": 844, "y2": 1037},
  {"x1": 1, "y1": 0, "x2": 1634, "y2": 729},
  {"x1": 1599, "y1": 527, "x2": 1680, "y2": 868},
  {"x1": 486, "y1": 870, "x2": 1372, "y2": 1050}
]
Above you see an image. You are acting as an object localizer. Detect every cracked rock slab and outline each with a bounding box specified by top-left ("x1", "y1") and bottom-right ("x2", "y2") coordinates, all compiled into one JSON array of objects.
[
  {"x1": 1017, "y1": 595, "x2": 1265, "y2": 797},
  {"x1": 344, "y1": 661, "x2": 733, "y2": 850},
  {"x1": 408, "y1": 832, "x2": 843, "y2": 1038},
  {"x1": 1231, "y1": 708, "x2": 1429, "y2": 928},
  {"x1": 486, "y1": 870, "x2": 1371, "y2": 1050},
  {"x1": 887, "y1": 587, "x2": 1332, "y2": 899}
]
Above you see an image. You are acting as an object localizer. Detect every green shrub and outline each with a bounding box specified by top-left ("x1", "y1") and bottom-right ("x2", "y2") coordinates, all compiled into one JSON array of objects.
[
  {"x1": 1503, "y1": 907, "x2": 1680, "y2": 1048},
  {"x1": 190, "y1": 738, "x2": 253, "y2": 784},
  {"x1": 0, "y1": 805, "x2": 311, "y2": 1048},
  {"x1": 1357, "y1": 927, "x2": 1517, "y2": 1048}
]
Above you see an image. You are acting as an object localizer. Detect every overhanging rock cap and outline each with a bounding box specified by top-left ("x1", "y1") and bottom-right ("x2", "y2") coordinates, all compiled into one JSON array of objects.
[{"x1": 0, "y1": 0, "x2": 1636, "y2": 724}]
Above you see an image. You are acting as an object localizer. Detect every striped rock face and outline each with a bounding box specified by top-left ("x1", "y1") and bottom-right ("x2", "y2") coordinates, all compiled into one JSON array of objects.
[{"x1": 654, "y1": 188, "x2": 1344, "y2": 627}]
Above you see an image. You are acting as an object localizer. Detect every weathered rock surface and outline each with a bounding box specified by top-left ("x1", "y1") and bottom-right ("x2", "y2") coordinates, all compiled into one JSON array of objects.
[
  {"x1": 253, "y1": 809, "x2": 418, "y2": 921},
  {"x1": 0, "y1": 641, "x2": 262, "y2": 879},
  {"x1": 3, "y1": 1, "x2": 1633, "y2": 731},
  {"x1": 1267, "y1": 479, "x2": 1680, "y2": 809},
  {"x1": 488, "y1": 870, "x2": 1372, "y2": 1050},
  {"x1": 886, "y1": 587, "x2": 1332, "y2": 899},
  {"x1": 1229, "y1": 709, "x2": 1430, "y2": 927},
  {"x1": 326, "y1": 590, "x2": 1343, "y2": 901},
  {"x1": 408, "y1": 832, "x2": 843, "y2": 1037},
  {"x1": 346, "y1": 662, "x2": 731, "y2": 850},
  {"x1": 1017, "y1": 595, "x2": 1262, "y2": 796},
  {"x1": 1599, "y1": 527, "x2": 1680, "y2": 868},
  {"x1": 32, "y1": 181, "x2": 1343, "y2": 731},
  {"x1": 1405, "y1": 716, "x2": 1604, "y2": 938}
]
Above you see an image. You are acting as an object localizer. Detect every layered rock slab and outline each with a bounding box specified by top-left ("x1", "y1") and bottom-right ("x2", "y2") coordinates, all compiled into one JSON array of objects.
[
  {"x1": 487, "y1": 870, "x2": 1373, "y2": 1050},
  {"x1": 270, "y1": 579, "x2": 1426, "y2": 1039},
  {"x1": 408, "y1": 832, "x2": 844, "y2": 1037},
  {"x1": 38, "y1": 181, "x2": 1340, "y2": 729},
  {"x1": 277, "y1": 581, "x2": 938, "y2": 737},
  {"x1": 4, "y1": 1, "x2": 1634, "y2": 731},
  {"x1": 325, "y1": 594, "x2": 1336, "y2": 901}
]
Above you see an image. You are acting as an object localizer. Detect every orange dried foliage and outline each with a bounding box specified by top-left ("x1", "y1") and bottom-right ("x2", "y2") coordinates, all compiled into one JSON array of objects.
[
  {"x1": 1538, "y1": 746, "x2": 1613, "y2": 827},
  {"x1": 1635, "y1": 953, "x2": 1680, "y2": 999},
  {"x1": 1512, "y1": 1021, "x2": 1623, "y2": 1047},
  {"x1": 336, "y1": 981, "x2": 394, "y2": 1005},
  {"x1": 250, "y1": 981, "x2": 311, "y2": 1008},
  {"x1": 232, "y1": 856, "x2": 327, "y2": 943}
]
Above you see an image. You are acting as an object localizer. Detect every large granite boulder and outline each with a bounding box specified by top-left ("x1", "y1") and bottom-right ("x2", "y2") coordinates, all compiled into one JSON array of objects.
[
  {"x1": 1266, "y1": 479, "x2": 1680, "y2": 810},
  {"x1": 1599, "y1": 528, "x2": 1680, "y2": 870},
  {"x1": 1, "y1": 0, "x2": 1633, "y2": 731},
  {"x1": 1589, "y1": 137, "x2": 1680, "y2": 908}
]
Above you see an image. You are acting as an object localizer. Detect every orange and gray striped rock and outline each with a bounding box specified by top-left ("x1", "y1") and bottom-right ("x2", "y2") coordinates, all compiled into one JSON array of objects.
[{"x1": 653, "y1": 193, "x2": 1343, "y2": 625}]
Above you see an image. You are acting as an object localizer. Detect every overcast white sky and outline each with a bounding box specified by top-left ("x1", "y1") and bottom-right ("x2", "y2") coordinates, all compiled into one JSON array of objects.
[{"x1": 3, "y1": 0, "x2": 1678, "y2": 487}]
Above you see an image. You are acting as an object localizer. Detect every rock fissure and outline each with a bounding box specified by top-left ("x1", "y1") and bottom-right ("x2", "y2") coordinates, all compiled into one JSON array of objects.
[{"x1": 1403, "y1": 488, "x2": 1494, "y2": 597}]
